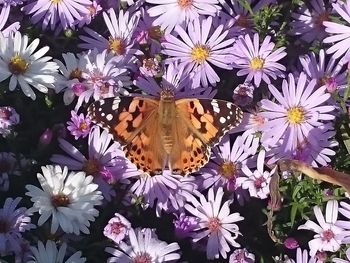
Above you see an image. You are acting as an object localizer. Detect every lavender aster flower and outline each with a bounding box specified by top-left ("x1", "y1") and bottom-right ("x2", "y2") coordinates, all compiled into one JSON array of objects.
[
  {"x1": 185, "y1": 187, "x2": 244, "y2": 259},
  {"x1": 0, "y1": 106, "x2": 19, "y2": 137},
  {"x1": 162, "y1": 16, "x2": 235, "y2": 88},
  {"x1": 232, "y1": 33, "x2": 287, "y2": 87},
  {"x1": 106, "y1": 228, "x2": 181, "y2": 263},
  {"x1": 104, "y1": 213, "x2": 131, "y2": 244},
  {"x1": 173, "y1": 212, "x2": 199, "y2": 239},
  {"x1": 259, "y1": 72, "x2": 335, "y2": 157},
  {"x1": 146, "y1": 0, "x2": 221, "y2": 33},
  {"x1": 28, "y1": 240, "x2": 86, "y2": 263},
  {"x1": 232, "y1": 83, "x2": 255, "y2": 107},
  {"x1": 229, "y1": 248, "x2": 255, "y2": 263},
  {"x1": 80, "y1": 8, "x2": 140, "y2": 57},
  {"x1": 290, "y1": 0, "x2": 331, "y2": 43},
  {"x1": 0, "y1": 197, "x2": 34, "y2": 256},
  {"x1": 66, "y1": 110, "x2": 91, "y2": 140},
  {"x1": 298, "y1": 200, "x2": 346, "y2": 257},
  {"x1": 22, "y1": 0, "x2": 92, "y2": 31}
]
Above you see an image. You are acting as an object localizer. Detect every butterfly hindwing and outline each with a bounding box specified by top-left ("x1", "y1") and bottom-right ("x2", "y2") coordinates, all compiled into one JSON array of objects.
[
  {"x1": 175, "y1": 98, "x2": 243, "y2": 147},
  {"x1": 88, "y1": 97, "x2": 159, "y2": 145}
]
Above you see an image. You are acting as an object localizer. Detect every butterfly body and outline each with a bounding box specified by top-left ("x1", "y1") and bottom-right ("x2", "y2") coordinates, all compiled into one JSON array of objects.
[{"x1": 88, "y1": 90, "x2": 243, "y2": 176}]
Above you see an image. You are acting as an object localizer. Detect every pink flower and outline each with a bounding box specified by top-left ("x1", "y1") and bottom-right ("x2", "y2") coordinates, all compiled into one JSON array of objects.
[
  {"x1": 104, "y1": 213, "x2": 131, "y2": 244},
  {"x1": 66, "y1": 110, "x2": 92, "y2": 140}
]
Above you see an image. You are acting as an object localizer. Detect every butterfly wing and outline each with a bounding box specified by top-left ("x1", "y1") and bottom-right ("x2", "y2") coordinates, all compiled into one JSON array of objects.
[
  {"x1": 88, "y1": 97, "x2": 166, "y2": 174},
  {"x1": 170, "y1": 98, "x2": 243, "y2": 175}
]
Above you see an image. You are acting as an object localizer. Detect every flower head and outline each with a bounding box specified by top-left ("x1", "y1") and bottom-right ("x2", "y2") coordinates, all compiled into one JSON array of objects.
[
  {"x1": 185, "y1": 187, "x2": 244, "y2": 259},
  {"x1": 0, "y1": 106, "x2": 19, "y2": 137},
  {"x1": 229, "y1": 248, "x2": 255, "y2": 263},
  {"x1": 66, "y1": 110, "x2": 92, "y2": 140},
  {"x1": 232, "y1": 33, "x2": 287, "y2": 87},
  {"x1": 25, "y1": 165, "x2": 103, "y2": 234},
  {"x1": 173, "y1": 212, "x2": 199, "y2": 239}
]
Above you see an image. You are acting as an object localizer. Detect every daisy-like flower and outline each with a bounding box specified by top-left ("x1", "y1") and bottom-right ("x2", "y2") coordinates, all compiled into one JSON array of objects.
[
  {"x1": 75, "y1": 0, "x2": 102, "y2": 28},
  {"x1": 229, "y1": 248, "x2": 255, "y2": 263},
  {"x1": 199, "y1": 134, "x2": 258, "y2": 200},
  {"x1": 0, "y1": 197, "x2": 34, "y2": 256},
  {"x1": 104, "y1": 213, "x2": 131, "y2": 244},
  {"x1": 0, "y1": 31, "x2": 60, "y2": 100},
  {"x1": 28, "y1": 240, "x2": 86, "y2": 263},
  {"x1": 106, "y1": 228, "x2": 181, "y2": 262},
  {"x1": 259, "y1": 72, "x2": 335, "y2": 155},
  {"x1": 22, "y1": 0, "x2": 92, "y2": 31},
  {"x1": 80, "y1": 8, "x2": 140, "y2": 57},
  {"x1": 290, "y1": 0, "x2": 331, "y2": 43},
  {"x1": 298, "y1": 200, "x2": 346, "y2": 257},
  {"x1": 332, "y1": 248, "x2": 350, "y2": 263},
  {"x1": 0, "y1": 106, "x2": 19, "y2": 137},
  {"x1": 232, "y1": 33, "x2": 287, "y2": 87},
  {"x1": 185, "y1": 187, "x2": 244, "y2": 259},
  {"x1": 54, "y1": 52, "x2": 89, "y2": 105},
  {"x1": 135, "y1": 61, "x2": 216, "y2": 99},
  {"x1": 299, "y1": 49, "x2": 347, "y2": 93},
  {"x1": 146, "y1": 0, "x2": 220, "y2": 33},
  {"x1": 66, "y1": 110, "x2": 91, "y2": 140},
  {"x1": 25, "y1": 165, "x2": 103, "y2": 234},
  {"x1": 237, "y1": 150, "x2": 275, "y2": 199},
  {"x1": 51, "y1": 126, "x2": 131, "y2": 200},
  {"x1": 162, "y1": 16, "x2": 235, "y2": 88}
]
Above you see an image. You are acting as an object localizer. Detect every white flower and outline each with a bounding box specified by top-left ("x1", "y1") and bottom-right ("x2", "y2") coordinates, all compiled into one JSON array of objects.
[
  {"x1": 106, "y1": 228, "x2": 181, "y2": 262},
  {"x1": 185, "y1": 187, "x2": 244, "y2": 259},
  {"x1": 28, "y1": 240, "x2": 86, "y2": 263},
  {"x1": 283, "y1": 248, "x2": 322, "y2": 263},
  {"x1": 25, "y1": 165, "x2": 103, "y2": 234},
  {"x1": 298, "y1": 200, "x2": 346, "y2": 257},
  {"x1": 238, "y1": 150, "x2": 275, "y2": 199},
  {"x1": 0, "y1": 31, "x2": 60, "y2": 100}
]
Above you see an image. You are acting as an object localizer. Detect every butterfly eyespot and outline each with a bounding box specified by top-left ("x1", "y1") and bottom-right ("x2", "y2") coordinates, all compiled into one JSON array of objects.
[
  {"x1": 136, "y1": 149, "x2": 141, "y2": 155},
  {"x1": 141, "y1": 156, "x2": 145, "y2": 161},
  {"x1": 193, "y1": 151, "x2": 198, "y2": 157},
  {"x1": 190, "y1": 157, "x2": 194, "y2": 162},
  {"x1": 131, "y1": 145, "x2": 137, "y2": 151}
]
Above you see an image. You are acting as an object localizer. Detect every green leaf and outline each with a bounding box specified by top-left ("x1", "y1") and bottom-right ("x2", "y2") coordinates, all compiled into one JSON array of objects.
[{"x1": 290, "y1": 202, "x2": 298, "y2": 226}]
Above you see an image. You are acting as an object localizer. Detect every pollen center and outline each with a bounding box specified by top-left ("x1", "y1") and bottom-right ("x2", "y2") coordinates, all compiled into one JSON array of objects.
[
  {"x1": 83, "y1": 158, "x2": 101, "y2": 175},
  {"x1": 287, "y1": 106, "x2": 305, "y2": 124},
  {"x1": 79, "y1": 121, "x2": 88, "y2": 131},
  {"x1": 8, "y1": 55, "x2": 29, "y2": 75},
  {"x1": 108, "y1": 37, "x2": 126, "y2": 55},
  {"x1": 254, "y1": 176, "x2": 266, "y2": 189},
  {"x1": 51, "y1": 0, "x2": 62, "y2": 3},
  {"x1": 207, "y1": 217, "x2": 221, "y2": 232},
  {"x1": 51, "y1": 193, "x2": 70, "y2": 207},
  {"x1": 219, "y1": 160, "x2": 237, "y2": 179},
  {"x1": 110, "y1": 222, "x2": 125, "y2": 234},
  {"x1": 250, "y1": 57, "x2": 264, "y2": 70},
  {"x1": 133, "y1": 252, "x2": 152, "y2": 263},
  {"x1": 191, "y1": 44, "x2": 210, "y2": 64},
  {"x1": 69, "y1": 68, "x2": 83, "y2": 81},
  {"x1": 178, "y1": 0, "x2": 193, "y2": 8},
  {"x1": 321, "y1": 229, "x2": 335, "y2": 242}
]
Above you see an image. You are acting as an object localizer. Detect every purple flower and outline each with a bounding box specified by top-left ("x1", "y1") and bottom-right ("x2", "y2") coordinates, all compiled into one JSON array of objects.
[
  {"x1": 290, "y1": 0, "x2": 331, "y2": 43},
  {"x1": 146, "y1": 0, "x2": 220, "y2": 33},
  {"x1": 139, "y1": 57, "x2": 161, "y2": 77},
  {"x1": 0, "y1": 106, "x2": 19, "y2": 137},
  {"x1": 0, "y1": 4, "x2": 20, "y2": 35},
  {"x1": 173, "y1": 212, "x2": 199, "y2": 239},
  {"x1": 229, "y1": 248, "x2": 255, "y2": 263},
  {"x1": 0, "y1": 197, "x2": 34, "y2": 256},
  {"x1": 22, "y1": 0, "x2": 92, "y2": 31},
  {"x1": 66, "y1": 110, "x2": 92, "y2": 140},
  {"x1": 323, "y1": 1, "x2": 350, "y2": 60},
  {"x1": 232, "y1": 83, "x2": 255, "y2": 107},
  {"x1": 80, "y1": 8, "x2": 141, "y2": 57},
  {"x1": 232, "y1": 33, "x2": 287, "y2": 87},
  {"x1": 298, "y1": 200, "x2": 346, "y2": 257},
  {"x1": 38, "y1": 128, "x2": 53, "y2": 146},
  {"x1": 104, "y1": 213, "x2": 131, "y2": 244},
  {"x1": 162, "y1": 16, "x2": 235, "y2": 88},
  {"x1": 284, "y1": 237, "x2": 299, "y2": 250},
  {"x1": 259, "y1": 72, "x2": 335, "y2": 164},
  {"x1": 185, "y1": 187, "x2": 244, "y2": 259}
]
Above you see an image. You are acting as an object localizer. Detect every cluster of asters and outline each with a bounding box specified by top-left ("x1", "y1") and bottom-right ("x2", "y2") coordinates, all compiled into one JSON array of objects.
[{"x1": 1, "y1": 0, "x2": 350, "y2": 262}]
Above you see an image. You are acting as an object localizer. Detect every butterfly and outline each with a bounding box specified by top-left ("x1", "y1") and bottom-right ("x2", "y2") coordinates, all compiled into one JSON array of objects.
[{"x1": 87, "y1": 89, "x2": 243, "y2": 176}]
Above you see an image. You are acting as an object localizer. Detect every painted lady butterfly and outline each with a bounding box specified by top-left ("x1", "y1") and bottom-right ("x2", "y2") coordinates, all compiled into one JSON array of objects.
[{"x1": 88, "y1": 90, "x2": 243, "y2": 176}]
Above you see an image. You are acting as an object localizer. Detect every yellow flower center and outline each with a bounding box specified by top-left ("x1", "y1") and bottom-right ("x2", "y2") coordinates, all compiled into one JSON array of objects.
[
  {"x1": 83, "y1": 158, "x2": 100, "y2": 175},
  {"x1": 51, "y1": 0, "x2": 62, "y2": 3},
  {"x1": 287, "y1": 106, "x2": 305, "y2": 124},
  {"x1": 8, "y1": 55, "x2": 29, "y2": 75},
  {"x1": 191, "y1": 44, "x2": 210, "y2": 64},
  {"x1": 219, "y1": 160, "x2": 237, "y2": 179},
  {"x1": 178, "y1": 0, "x2": 193, "y2": 8},
  {"x1": 79, "y1": 122, "x2": 88, "y2": 131},
  {"x1": 250, "y1": 57, "x2": 265, "y2": 70},
  {"x1": 69, "y1": 68, "x2": 83, "y2": 81},
  {"x1": 108, "y1": 37, "x2": 126, "y2": 55}
]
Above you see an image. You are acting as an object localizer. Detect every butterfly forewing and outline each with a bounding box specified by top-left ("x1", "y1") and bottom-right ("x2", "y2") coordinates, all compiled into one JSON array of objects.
[
  {"x1": 88, "y1": 97, "x2": 159, "y2": 145},
  {"x1": 175, "y1": 98, "x2": 243, "y2": 147}
]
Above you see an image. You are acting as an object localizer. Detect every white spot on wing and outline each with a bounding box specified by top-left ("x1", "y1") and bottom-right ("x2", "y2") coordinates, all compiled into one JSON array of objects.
[
  {"x1": 106, "y1": 114, "x2": 113, "y2": 121},
  {"x1": 112, "y1": 98, "x2": 121, "y2": 111},
  {"x1": 211, "y1": 100, "x2": 220, "y2": 113},
  {"x1": 219, "y1": 117, "x2": 226, "y2": 124},
  {"x1": 226, "y1": 102, "x2": 232, "y2": 109}
]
